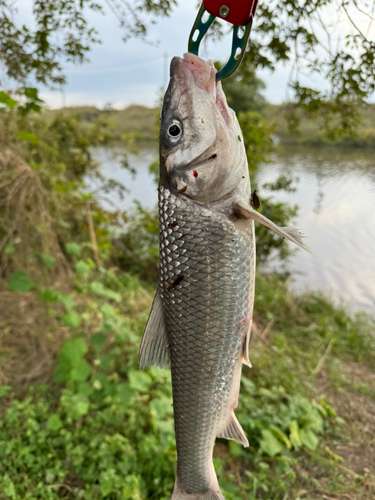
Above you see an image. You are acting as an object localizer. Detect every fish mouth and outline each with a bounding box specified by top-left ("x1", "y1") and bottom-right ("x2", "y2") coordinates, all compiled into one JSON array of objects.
[
  {"x1": 176, "y1": 53, "x2": 230, "y2": 126},
  {"x1": 163, "y1": 141, "x2": 218, "y2": 178},
  {"x1": 179, "y1": 53, "x2": 217, "y2": 95},
  {"x1": 169, "y1": 53, "x2": 217, "y2": 98},
  {"x1": 175, "y1": 147, "x2": 218, "y2": 175},
  {"x1": 169, "y1": 146, "x2": 219, "y2": 196}
]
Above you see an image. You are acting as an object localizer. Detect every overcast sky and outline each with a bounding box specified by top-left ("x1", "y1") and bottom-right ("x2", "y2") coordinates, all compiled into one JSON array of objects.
[{"x1": 13, "y1": 0, "x2": 374, "y2": 109}]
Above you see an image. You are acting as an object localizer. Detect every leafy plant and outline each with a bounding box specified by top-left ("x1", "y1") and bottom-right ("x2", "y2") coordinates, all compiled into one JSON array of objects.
[
  {"x1": 7, "y1": 270, "x2": 36, "y2": 292},
  {"x1": 3, "y1": 258, "x2": 374, "y2": 499}
]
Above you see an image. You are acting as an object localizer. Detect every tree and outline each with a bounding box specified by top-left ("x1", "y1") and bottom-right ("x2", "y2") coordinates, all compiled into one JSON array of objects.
[
  {"x1": 220, "y1": 0, "x2": 375, "y2": 136},
  {"x1": 219, "y1": 64, "x2": 266, "y2": 114},
  {"x1": 0, "y1": 0, "x2": 177, "y2": 87},
  {"x1": 0, "y1": 0, "x2": 374, "y2": 134}
]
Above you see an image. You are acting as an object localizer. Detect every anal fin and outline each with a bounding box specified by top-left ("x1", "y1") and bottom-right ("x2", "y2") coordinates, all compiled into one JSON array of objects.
[
  {"x1": 218, "y1": 412, "x2": 249, "y2": 448},
  {"x1": 139, "y1": 290, "x2": 170, "y2": 370}
]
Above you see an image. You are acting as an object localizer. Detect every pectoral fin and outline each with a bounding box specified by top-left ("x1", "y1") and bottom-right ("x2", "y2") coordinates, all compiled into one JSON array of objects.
[
  {"x1": 139, "y1": 290, "x2": 170, "y2": 370},
  {"x1": 218, "y1": 411, "x2": 249, "y2": 447},
  {"x1": 234, "y1": 201, "x2": 311, "y2": 253}
]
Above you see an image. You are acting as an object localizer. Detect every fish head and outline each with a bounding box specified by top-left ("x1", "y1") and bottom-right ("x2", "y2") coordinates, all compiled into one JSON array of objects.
[{"x1": 160, "y1": 53, "x2": 247, "y2": 204}]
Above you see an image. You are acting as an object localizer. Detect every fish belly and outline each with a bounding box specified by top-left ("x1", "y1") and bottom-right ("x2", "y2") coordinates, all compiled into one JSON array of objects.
[{"x1": 159, "y1": 186, "x2": 255, "y2": 494}]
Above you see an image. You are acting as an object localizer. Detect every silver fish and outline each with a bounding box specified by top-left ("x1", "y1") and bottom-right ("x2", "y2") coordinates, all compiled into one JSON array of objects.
[{"x1": 139, "y1": 53, "x2": 310, "y2": 500}]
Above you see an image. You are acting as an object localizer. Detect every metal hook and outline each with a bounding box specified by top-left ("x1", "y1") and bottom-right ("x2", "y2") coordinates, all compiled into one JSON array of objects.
[
  {"x1": 188, "y1": 4, "x2": 253, "y2": 81},
  {"x1": 188, "y1": 4, "x2": 215, "y2": 57}
]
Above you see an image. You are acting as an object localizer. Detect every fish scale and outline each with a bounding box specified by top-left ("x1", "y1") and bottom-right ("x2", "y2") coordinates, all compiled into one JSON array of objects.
[{"x1": 159, "y1": 185, "x2": 255, "y2": 494}]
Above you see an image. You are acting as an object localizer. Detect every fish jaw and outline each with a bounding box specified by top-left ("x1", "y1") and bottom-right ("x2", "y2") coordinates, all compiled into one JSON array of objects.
[{"x1": 160, "y1": 54, "x2": 248, "y2": 206}]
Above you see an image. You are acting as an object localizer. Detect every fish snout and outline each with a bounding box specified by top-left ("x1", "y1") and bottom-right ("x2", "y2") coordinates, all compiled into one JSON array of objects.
[{"x1": 169, "y1": 54, "x2": 216, "y2": 96}]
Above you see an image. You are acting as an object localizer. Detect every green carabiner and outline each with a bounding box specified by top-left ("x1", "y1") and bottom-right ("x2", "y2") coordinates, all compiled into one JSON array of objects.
[{"x1": 188, "y1": 3, "x2": 253, "y2": 81}]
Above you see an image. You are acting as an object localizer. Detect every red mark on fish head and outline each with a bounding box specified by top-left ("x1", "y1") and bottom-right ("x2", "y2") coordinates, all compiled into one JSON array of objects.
[{"x1": 193, "y1": 170, "x2": 198, "y2": 178}]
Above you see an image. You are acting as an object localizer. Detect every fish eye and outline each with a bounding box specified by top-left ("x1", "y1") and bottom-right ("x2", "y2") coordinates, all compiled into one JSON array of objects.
[
  {"x1": 167, "y1": 121, "x2": 183, "y2": 141},
  {"x1": 169, "y1": 124, "x2": 181, "y2": 136}
]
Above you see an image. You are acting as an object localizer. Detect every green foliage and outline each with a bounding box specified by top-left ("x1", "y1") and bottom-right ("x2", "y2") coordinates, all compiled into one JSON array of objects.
[
  {"x1": 237, "y1": 0, "x2": 375, "y2": 137},
  {"x1": 0, "y1": 0, "x2": 177, "y2": 87},
  {"x1": 0, "y1": 0, "x2": 101, "y2": 86},
  {"x1": 0, "y1": 91, "x2": 17, "y2": 109},
  {"x1": 254, "y1": 272, "x2": 375, "y2": 368},
  {"x1": 54, "y1": 337, "x2": 91, "y2": 383},
  {"x1": 41, "y1": 289, "x2": 60, "y2": 302},
  {"x1": 44, "y1": 105, "x2": 160, "y2": 143},
  {"x1": 0, "y1": 104, "x2": 126, "y2": 284},
  {"x1": 0, "y1": 21, "x2": 374, "y2": 497},
  {"x1": 0, "y1": 88, "x2": 44, "y2": 116},
  {"x1": 61, "y1": 310, "x2": 81, "y2": 329},
  {"x1": 239, "y1": 383, "x2": 329, "y2": 458},
  {"x1": 18, "y1": 131, "x2": 39, "y2": 145},
  {"x1": 2, "y1": 260, "x2": 375, "y2": 499},
  {"x1": 112, "y1": 203, "x2": 159, "y2": 282},
  {"x1": 37, "y1": 254, "x2": 56, "y2": 270},
  {"x1": 265, "y1": 103, "x2": 375, "y2": 148},
  {"x1": 19, "y1": 88, "x2": 44, "y2": 115},
  {"x1": 75, "y1": 260, "x2": 93, "y2": 276},
  {"x1": 260, "y1": 429, "x2": 284, "y2": 457},
  {"x1": 65, "y1": 242, "x2": 82, "y2": 257},
  {"x1": 7, "y1": 271, "x2": 36, "y2": 292},
  {"x1": 219, "y1": 64, "x2": 266, "y2": 114},
  {"x1": 1, "y1": 0, "x2": 374, "y2": 139},
  {"x1": 0, "y1": 267, "x2": 177, "y2": 499},
  {"x1": 90, "y1": 281, "x2": 121, "y2": 303},
  {"x1": 238, "y1": 111, "x2": 274, "y2": 172}
]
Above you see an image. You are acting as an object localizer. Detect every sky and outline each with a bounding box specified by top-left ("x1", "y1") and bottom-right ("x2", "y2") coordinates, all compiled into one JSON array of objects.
[{"x1": 11, "y1": 0, "x2": 374, "y2": 109}]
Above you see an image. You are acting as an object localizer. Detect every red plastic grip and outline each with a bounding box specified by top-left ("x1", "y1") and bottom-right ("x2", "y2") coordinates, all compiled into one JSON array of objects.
[{"x1": 203, "y1": 0, "x2": 258, "y2": 26}]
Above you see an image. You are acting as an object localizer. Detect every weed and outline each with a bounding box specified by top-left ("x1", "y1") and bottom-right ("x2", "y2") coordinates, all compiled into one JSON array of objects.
[{"x1": 1, "y1": 264, "x2": 374, "y2": 499}]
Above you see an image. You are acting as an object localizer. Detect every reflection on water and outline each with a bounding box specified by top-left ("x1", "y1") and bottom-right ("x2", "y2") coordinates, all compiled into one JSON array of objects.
[
  {"x1": 257, "y1": 147, "x2": 375, "y2": 314},
  {"x1": 92, "y1": 146, "x2": 375, "y2": 314}
]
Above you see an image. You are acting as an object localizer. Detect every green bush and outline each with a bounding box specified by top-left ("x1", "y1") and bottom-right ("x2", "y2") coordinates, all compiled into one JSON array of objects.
[{"x1": 0, "y1": 264, "x2": 351, "y2": 500}]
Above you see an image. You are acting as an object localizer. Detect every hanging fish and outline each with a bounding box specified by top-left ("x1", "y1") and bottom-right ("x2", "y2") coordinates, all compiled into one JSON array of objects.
[{"x1": 139, "y1": 53, "x2": 310, "y2": 500}]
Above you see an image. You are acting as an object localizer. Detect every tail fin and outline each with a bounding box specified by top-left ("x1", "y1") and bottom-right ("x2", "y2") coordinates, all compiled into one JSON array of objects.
[{"x1": 171, "y1": 483, "x2": 224, "y2": 500}]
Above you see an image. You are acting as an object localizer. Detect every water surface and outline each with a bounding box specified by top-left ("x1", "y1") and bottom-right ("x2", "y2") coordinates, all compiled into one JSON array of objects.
[
  {"x1": 92, "y1": 146, "x2": 375, "y2": 314},
  {"x1": 258, "y1": 147, "x2": 375, "y2": 314}
]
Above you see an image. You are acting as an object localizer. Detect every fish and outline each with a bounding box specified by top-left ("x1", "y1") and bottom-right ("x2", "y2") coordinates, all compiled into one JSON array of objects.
[{"x1": 139, "y1": 53, "x2": 310, "y2": 500}]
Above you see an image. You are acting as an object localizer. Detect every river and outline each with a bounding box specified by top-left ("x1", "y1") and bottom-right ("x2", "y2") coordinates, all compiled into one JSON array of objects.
[{"x1": 92, "y1": 145, "x2": 375, "y2": 315}]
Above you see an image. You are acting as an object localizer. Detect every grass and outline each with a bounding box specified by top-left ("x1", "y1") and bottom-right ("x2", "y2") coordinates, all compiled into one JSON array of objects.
[{"x1": 0, "y1": 263, "x2": 374, "y2": 500}]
